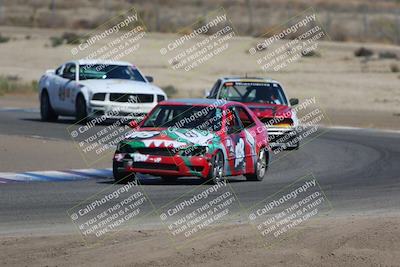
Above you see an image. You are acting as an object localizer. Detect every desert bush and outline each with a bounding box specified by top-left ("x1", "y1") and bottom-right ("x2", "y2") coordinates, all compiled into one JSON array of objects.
[
  {"x1": 0, "y1": 34, "x2": 10, "y2": 43},
  {"x1": 61, "y1": 32, "x2": 84, "y2": 45},
  {"x1": 329, "y1": 24, "x2": 349, "y2": 42},
  {"x1": 0, "y1": 76, "x2": 38, "y2": 96},
  {"x1": 379, "y1": 51, "x2": 398, "y2": 60},
  {"x1": 354, "y1": 47, "x2": 373, "y2": 57},
  {"x1": 50, "y1": 36, "x2": 63, "y2": 47},
  {"x1": 49, "y1": 32, "x2": 86, "y2": 47},
  {"x1": 390, "y1": 63, "x2": 399, "y2": 73},
  {"x1": 162, "y1": 85, "x2": 178, "y2": 97}
]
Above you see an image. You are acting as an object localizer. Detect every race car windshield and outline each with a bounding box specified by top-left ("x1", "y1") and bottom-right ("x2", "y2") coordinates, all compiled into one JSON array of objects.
[
  {"x1": 221, "y1": 82, "x2": 288, "y2": 105},
  {"x1": 142, "y1": 105, "x2": 222, "y2": 131},
  {"x1": 79, "y1": 64, "x2": 146, "y2": 82}
]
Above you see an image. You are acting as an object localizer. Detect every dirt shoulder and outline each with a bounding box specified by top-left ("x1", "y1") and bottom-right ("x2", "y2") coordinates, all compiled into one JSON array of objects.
[{"x1": 1, "y1": 215, "x2": 399, "y2": 267}]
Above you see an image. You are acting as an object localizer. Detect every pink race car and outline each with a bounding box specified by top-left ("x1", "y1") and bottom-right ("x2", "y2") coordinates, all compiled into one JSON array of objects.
[{"x1": 113, "y1": 99, "x2": 269, "y2": 184}]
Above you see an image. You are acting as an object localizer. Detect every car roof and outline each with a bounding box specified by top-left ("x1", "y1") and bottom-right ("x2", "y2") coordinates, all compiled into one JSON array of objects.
[
  {"x1": 74, "y1": 59, "x2": 133, "y2": 66},
  {"x1": 220, "y1": 77, "x2": 280, "y2": 84},
  {"x1": 160, "y1": 98, "x2": 235, "y2": 107}
]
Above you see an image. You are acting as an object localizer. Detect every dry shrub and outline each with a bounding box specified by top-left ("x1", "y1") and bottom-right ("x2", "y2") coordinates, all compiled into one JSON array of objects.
[
  {"x1": 354, "y1": 47, "x2": 373, "y2": 57},
  {"x1": 390, "y1": 63, "x2": 399, "y2": 73},
  {"x1": 379, "y1": 51, "x2": 398, "y2": 60}
]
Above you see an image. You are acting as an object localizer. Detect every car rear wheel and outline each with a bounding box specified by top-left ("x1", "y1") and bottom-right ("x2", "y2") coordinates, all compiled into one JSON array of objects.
[
  {"x1": 246, "y1": 148, "x2": 268, "y2": 181},
  {"x1": 40, "y1": 91, "x2": 58, "y2": 121},
  {"x1": 207, "y1": 151, "x2": 225, "y2": 184},
  {"x1": 75, "y1": 94, "x2": 87, "y2": 123},
  {"x1": 113, "y1": 161, "x2": 136, "y2": 183}
]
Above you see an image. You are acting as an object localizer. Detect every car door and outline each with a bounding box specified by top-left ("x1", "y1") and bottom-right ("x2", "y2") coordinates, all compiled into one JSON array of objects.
[
  {"x1": 223, "y1": 106, "x2": 246, "y2": 175},
  {"x1": 57, "y1": 63, "x2": 77, "y2": 114},
  {"x1": 235, "y1": 106, "x2": 259, "y2": 173},
  {"x1": 46, "y1": 64, "x2": 65, "y2": 113}
]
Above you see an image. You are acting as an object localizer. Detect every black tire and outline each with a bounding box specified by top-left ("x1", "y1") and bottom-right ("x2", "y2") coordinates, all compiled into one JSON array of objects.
[
  {"x1": 75, "y1": 94, "x2": 87, "y2": 123},
  {"x1": 40, "y1": 91, "x2": 58, "y2": 121},
  {"x1": 285, "y1": 140, "x2": 300, "y2": 151},
  {"x1": 113, "y1": 161, "x2": 136, "y2": 183},
  {"x1": 246, "y1": 148, "x2": 268, "y2": 181},
  {"x1": 286, "y1": 143, "x2": 300, "y2": 150},
  {"x1": 160, "y1": 176, "x2": 178, "y2": 183},
  {"x1": 207, "y1": 150, "x2": 225, "y2": 184}
]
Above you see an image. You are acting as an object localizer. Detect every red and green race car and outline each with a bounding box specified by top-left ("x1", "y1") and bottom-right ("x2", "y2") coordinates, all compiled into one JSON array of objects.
[{"x1": 113, "y1": 99, "x2": 270, "y2": 184}]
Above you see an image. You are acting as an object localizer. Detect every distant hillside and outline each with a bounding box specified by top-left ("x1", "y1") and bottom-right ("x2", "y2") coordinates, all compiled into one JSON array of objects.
[{"x1": 0, "y1": 0, "x2": 399, "y2": 44}]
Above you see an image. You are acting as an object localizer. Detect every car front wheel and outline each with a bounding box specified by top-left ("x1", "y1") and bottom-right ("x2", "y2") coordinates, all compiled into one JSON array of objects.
[
  {"x1": 75, "y1": 95, "x2": 87, "y2": 123},
  {"x1": 207, "y1": 151, "x2": 225, "y2": 184},
  {"x1": 40, "y1": 91, "x2": 58, "y2": 121},
  {"x1": 113, "y1": 161, "x2": 136, "y2": 183}
]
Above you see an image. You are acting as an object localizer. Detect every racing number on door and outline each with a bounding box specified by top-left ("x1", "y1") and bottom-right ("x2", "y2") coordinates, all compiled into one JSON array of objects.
[{"x1": 58, "y1": 87, "x2": 70, "y2": 101}]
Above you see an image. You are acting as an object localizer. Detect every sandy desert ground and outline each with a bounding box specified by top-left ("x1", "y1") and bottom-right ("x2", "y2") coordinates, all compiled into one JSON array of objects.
[{"x1": 1, "y1": 215, "x2": 400, "y2": 267}]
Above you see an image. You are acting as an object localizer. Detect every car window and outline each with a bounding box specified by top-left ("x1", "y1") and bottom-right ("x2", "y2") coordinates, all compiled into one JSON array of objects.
[
  {"x1": 208, "y1": 79, "x2": 221, "y2": 98},
  {"x1": 63, "y1": 63, "x2": 76, "y2": 79},
  {"x1": 225, "y1": 107, "x2": 244, "y2": 134},
  {"x1": 79, "y1": 64, "x2": 146, "y2": 82},
  {"x1": 220, "y1": 82, "x2": 288, "y2": 105},
  {"x1": 236, "y1": 106, "x2": 256, "y2": 128},
  {"x1": 55, "y1": 65, "x2": 63, "y2": 76},
  {"x1": 142, "y1": 105, "x2": 222, "y2": 131}
]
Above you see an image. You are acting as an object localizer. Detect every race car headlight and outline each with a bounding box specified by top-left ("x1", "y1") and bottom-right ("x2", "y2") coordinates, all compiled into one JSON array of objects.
[{"x1": 180, "y1": 146, "x2": 208, "y2": 157}]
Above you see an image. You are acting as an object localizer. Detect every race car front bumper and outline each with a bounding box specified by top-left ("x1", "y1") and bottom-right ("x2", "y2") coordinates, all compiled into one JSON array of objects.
[
  {"x1": 88, "y1": 100, "x2": 156, "y2": 120},
  {"x1": 267, "y1": 126, "x2": 299, "y2": 148},
  {"x1": 113, "y1": 153, "x2": 213, "y2": 179}
]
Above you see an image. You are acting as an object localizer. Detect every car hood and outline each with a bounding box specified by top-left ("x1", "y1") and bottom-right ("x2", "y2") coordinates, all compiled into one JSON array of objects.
[
  {"x1": 78, "y1": 79, "x2": 165, "y2": 95},
  {"x1": 245, "y1": 103, "x2": 293, "y2": 118},
  {"x1": 121, "y1": 128, "x2": 218, "y2": 149}
]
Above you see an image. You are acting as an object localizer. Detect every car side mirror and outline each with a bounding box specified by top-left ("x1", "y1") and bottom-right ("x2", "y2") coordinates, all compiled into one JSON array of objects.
[
  {"x1": 145, "y1": 76, "x2": 154, "y2": 83},
  {"x1": 289, "y1": 98, "x2": 299, "y2": 106},
  {"x1": 205, "y1": 90, "x2": 210, "y2": 98}
]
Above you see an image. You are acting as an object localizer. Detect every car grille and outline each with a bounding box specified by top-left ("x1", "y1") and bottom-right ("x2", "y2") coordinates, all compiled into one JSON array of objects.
[
  {"x1": 119, "y1": 146, "x2": 178, "y2": 156},
  {"x1": 136, "y1": 147, "x2": 177, "y2": 156},
  {"x1": 109, "y1": 93, "x2": 154, "y2": 103},
  {"x1": 133, "y1": 162, "x2": 178, "y2": 171}
]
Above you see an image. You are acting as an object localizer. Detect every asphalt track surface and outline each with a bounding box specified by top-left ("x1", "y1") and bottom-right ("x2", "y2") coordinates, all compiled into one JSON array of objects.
[{"x1": 0, "y1": 108, "x2": 400, "y2": 234}]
